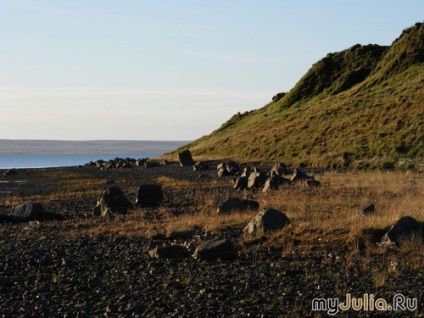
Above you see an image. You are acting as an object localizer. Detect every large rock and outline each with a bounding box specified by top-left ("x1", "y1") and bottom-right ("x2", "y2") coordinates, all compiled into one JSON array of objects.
[
  {"x1": 263, "y1": 175, "x2": 284, "y2": 192},
  {"x1": 217, "y1": 198, "x2": 259, "y2": 214},
  {"x1": 8, "y1": 202, "x2": 63, "y2": 222},
  {"x1": 243, "y1": 208, "x2": 290, "y2": 235},
  {"x1": 269, "y1": 163, "x2": 287, "y2": 176},
  {"x1": 381, "y1": 216, "x2": 423, "y2": 246},
  {"x1": 247, "y1": 172, "x2": 267, "y2": 188},
  {"x1": 136, "y1": 184, "x2": 164, "y2": 208},
  {"x1": 234, "y1": 176, "x2": 248, "y2": 190},
  {"x1": 290, "y1": 168, "x2": 314, "y2": 182},
  {"x1": 193, "y1": 239, "x2": 237, "y2": 260},
  {"x1": 178, "y1": 150, "x2": 195, "y2": 166},
  {"x1": 217, "y1": 161, "x2": 240, "y2": 176},
  {"x1": 93, "y1": 186, "x2": 133, "y2": 216}
]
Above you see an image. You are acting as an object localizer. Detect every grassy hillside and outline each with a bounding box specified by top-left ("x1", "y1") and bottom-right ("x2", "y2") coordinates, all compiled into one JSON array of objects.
[{"x1": 171, "y1": 22, "x2": 424, "y2": 170}]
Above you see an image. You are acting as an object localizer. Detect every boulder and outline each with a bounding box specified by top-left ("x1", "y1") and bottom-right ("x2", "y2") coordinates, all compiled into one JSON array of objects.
[
  {"x1": 9, "y1": 202, "x2": 63, "y2": 222},
  {"x1": 381, "y1": 216, "x2": 423, "y2": 246},
  {"x1": 225, "y1": 161, "x2": 240, "y2": 175},
  {"x1": 93, "y1": 186, "x2": 133, "y2": 216},
  {"x1": 234, "y1": 176, "x2": 248, "y2": 190},
  {"x1": 263, "y1": 175, "x2": 283, "y2": 192},
  {"x1": 241, "y1": 166, "x2": 252, "y2": 177},
  {"x1": 193, "y1": 162, "x2": 209, "y2": 171},
  {"x1": 217, "y1": 198, "x2": 259, "y2": 214},
  {"x1": 290, "y1": 168, "x2": 314, "y2": 182},
  {"x1": 247, "y1": 172, "x2": 267, "y2": 188},
  {"x1": 178, "y1": 150, "x2": 195, "y2": 166},
  {"x1": 148, "y1": 245, "x2": 190, "y2": 260},
  {"x1": 243, "y1": 208, "x2": 290, "y2": 235},
  {"x1": 217, "y1": 166, "x2": 228, "y2": 177},
  {"x1": 136, "y1": 184, "x2": 164, "y2": 208},
  {"x1": 193, "y1": 239, "x2": 237, "y2": 260},
  {"x1": 269, "y1": 163, "x2": 287, "y2": 176}
]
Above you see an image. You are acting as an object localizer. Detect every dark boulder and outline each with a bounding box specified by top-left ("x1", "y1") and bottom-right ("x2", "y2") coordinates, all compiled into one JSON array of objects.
[
  {"x1": 217, "y1": 161, "x2": 240, "y2": 176},
  {"x1": 244, "y1": 208, "x2": 290, "y2": 235},
  {"x1": 193, "y1": 162, "x2": 209, "y2": 171},
  {"x1": 93, "y1": 186, "x2": 133, "y2": 217},
  {"x1": 247, "y1": 171, "x2": 267, "y2": 188},
  {"x1": 217, "y1": 198, "x2": 259, "y2": 214},
  {"x1": 263, "y1": 175, "x2": 284, "y2": 192},
  {"x1": 5, "y1": 202, "x2": 64, "y2": 222},
  {"x1": 234, "y1": 176, "x2": 248, "y2": 190},
  {"x1": 225, "y1": 161, "x2": 240, "y2": 175},
  {"x1": 136, "y1": 184, "x2": 164, "y2": 208},
  {"x1": 193, "y1": 239, "x2": 237, "y2": 260},
  {"x1": 270, "y1": 163, "x2": 287, "y2": 176},
  {"x1": 381, "y1": 216, "x2": 423, "y2": 246},
  {"x1": 290, "y1": 168, "x2": 314, "y2": 182},
  {"x1": 178, "y1": 150, "x2": 195, "y2": 166}
]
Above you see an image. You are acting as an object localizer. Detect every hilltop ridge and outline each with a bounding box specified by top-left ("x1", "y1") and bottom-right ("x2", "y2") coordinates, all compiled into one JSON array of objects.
[{"x1": 172, "y1": 22, "x2": 424, "y2": 169}]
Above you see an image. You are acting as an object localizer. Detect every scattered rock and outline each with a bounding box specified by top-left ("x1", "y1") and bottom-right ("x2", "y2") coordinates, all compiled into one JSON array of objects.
[
  {"x1": 178, "y1": 150, "x2": 195, "y2": 166},
  {"x1": 247, "y1": 171, "x2": 267, "y2": 188},
  {"x1": 93, "y1": 186, "x2": 133, "y2": 216},
  {"x1": 234, "y1": 176, "x2": 248, "y2": 190},
  {"x1": 269, "y1": 163, "x2": 287, "y2": 176},
  {"x1": 136, "y1": 184, "x2": 164, "y2": 208},
  {"x1": 290, "y1": 168, "x2": 314, "y2": 182},
  {"x1": 263, "y1": 175, "x2": 285, "y2": 192},
  {"x1": 381, "y1": 216, "x2": 423, "y2": 246},
  {"x1": 193, "y1": 239, "x2": 237, "y2": 260},
  {"x1": 217, "y1": 198, "x2": 259, "y2": 214},
  {"x1": 193, "y1": 162, "x2": 209, "y2": 171},
  {"x1": 4, "y1": 202, "x2": 64, "y2": 222},
  {"x1": 244, "y1": 208, "x2": 290, "y2": 235}
]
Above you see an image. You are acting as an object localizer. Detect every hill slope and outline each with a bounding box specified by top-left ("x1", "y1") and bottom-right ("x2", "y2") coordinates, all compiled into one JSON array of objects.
[{"x1": 174, "y1": 22, "x2": 424, "y2": 169}]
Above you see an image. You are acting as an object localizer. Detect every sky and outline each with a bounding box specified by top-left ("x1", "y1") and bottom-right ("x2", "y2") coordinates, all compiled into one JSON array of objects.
[{"x1": 1, "y1": 1, "x2": 423, "y2": 141}]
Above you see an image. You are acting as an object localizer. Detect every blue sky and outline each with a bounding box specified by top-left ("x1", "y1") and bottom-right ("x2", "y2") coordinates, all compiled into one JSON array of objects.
[{"x1": 1, "y1": 1, "x2": 423, "y2": 140}]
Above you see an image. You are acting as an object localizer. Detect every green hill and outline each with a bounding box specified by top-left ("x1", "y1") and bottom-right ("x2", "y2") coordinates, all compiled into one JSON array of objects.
[{"x1": 173, "y1": 22, "x2": 424, "y2": 170}]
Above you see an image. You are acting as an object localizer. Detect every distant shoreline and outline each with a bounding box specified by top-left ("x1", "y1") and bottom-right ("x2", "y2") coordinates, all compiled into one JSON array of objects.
[{"x1": 0, "y1": 139, "x2": 189, "y2": 155}]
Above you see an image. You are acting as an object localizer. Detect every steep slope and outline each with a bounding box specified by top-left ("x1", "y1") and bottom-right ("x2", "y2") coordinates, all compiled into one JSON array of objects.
[{"x1": 173, "y1": 22, "x2": 424, "y2": 169}]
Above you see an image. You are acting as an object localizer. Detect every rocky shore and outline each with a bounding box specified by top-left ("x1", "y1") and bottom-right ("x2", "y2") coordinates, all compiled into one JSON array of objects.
[{"x1": 0, "y1": 162, "x2": 422, "y2": 317}]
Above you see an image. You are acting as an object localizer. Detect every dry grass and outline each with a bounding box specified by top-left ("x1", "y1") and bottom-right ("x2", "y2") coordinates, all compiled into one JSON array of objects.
[{"x1": 3, "y1": 169, "x2": 422, "y2": 279}]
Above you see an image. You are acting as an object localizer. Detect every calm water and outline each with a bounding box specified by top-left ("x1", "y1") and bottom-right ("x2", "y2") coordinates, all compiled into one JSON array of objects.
[{"x1": 0, "y1": 153, "x2": 163, "y2": 169}]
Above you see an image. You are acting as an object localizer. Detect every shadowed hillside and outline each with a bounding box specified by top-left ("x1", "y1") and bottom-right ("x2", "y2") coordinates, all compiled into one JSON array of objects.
[{"x1": 171, "y1": 22, "x2": 424, "y2": 170}]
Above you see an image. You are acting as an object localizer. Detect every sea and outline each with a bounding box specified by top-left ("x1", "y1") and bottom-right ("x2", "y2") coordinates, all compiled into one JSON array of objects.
[{"x1": 0, "y1": 140, "x2": 188, "y2": 169}]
